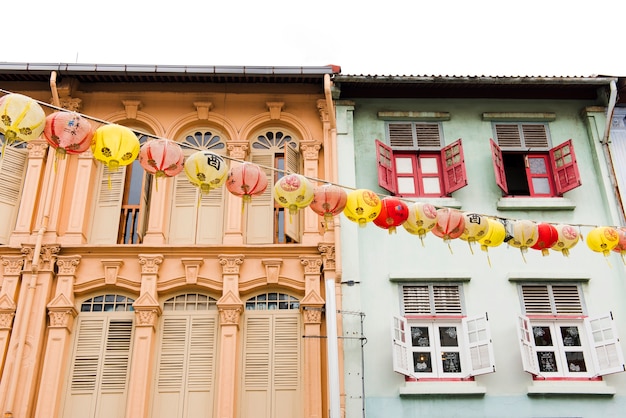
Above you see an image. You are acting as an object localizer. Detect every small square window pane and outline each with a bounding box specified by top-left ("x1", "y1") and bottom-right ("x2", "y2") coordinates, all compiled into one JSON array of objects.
[
  {"x1": 441, "y1": 352, "x2": 462, "y2": 373},
  {"x1": 537, "y1": 351, "x2": 558, "y2": 372},
  {"x1": 561, "y1": 326, "x2": 582, "y2": 346},
  {"x1": 528, "y1": 157, "x2": 547, "y2": 174},
  {"x1": 531, "y1": 178, "x2": 551, "y2": 194},
  {"x1": 413, "y1": 352, "x2": 432, "y2": 373},
  {"x1": 422, "y1": 178, "x2": 441, "y2": 194},
  {"x1": 420, "y1": 157, "x2": 440, "y2": 174},
  {"x1": 411, "y1": 327, "x2": 430, "y2": 347},
  {"x1": 533, "y1": 326, "x2": 553, "y2": 346},
  {"x1": 395, "y1": 157, "x2": 414, "y2": 174},
  {"x1": 565, "y1": 351, "x2": 587, "y2": 372},
  {"x1": 397, "y1": 178, "x2": 416, "y2": 194},
  {"x1": 439, "y1": 327, "x2": 459, "y2": 347}
]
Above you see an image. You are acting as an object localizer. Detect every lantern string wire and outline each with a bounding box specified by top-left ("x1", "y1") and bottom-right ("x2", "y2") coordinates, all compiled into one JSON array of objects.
[{"x1": 1, "y1": 88, "x2": 626, "y2": 233}]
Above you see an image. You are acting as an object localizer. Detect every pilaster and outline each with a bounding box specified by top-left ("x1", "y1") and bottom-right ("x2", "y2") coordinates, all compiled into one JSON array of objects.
[
  {"x1": 0, "y1": 256, "x2": 24, "y2": 376},
  {"x1": 300, "y1": 141, "x2": 323, "y2": 245},
  {"x1": 223, "y1": 142, "x2": 249, "y2": 245},
  {"x1": 62, "y1": 151, "x2": 97, "y2": 244}
]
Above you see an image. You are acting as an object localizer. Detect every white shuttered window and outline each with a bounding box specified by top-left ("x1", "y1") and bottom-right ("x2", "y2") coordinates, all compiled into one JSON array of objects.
[{"x1": 0, "y1": 140, "x2": 28, "y2": 244}]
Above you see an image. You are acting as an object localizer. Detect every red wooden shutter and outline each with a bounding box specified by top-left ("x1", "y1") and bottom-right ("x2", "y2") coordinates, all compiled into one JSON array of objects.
[
  {"x1": 490, "y1": 139, "x2": 508, "y2": 194},
  {"x1": 441, "y1": 139, "x2": 467, "y2": 195},
  {"x1": 549, "y1": 139, "x2": 581, "y2": 195},
  {"x1": 376, "y1": 139, "x2": 397, "y2": 194}
]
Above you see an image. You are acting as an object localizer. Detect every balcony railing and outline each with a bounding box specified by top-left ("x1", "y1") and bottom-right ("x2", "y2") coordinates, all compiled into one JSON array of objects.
[{"x1": 118, "y1": 205, "x2": 141, "y2": 244}]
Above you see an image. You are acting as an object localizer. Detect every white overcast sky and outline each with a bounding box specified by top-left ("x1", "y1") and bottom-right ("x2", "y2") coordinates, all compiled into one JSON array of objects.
[{"x1": 2, "y1": 0, "x2": 624, "y2": 77}]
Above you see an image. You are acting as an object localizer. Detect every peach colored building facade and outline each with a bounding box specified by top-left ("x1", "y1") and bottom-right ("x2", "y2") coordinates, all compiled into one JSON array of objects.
[{"x1": 0, "y1": 63, "x2": 342, "y2": 418}]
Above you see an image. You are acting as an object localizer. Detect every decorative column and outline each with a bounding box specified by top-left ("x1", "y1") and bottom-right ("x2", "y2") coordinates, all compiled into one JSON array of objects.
[
  {"x1": 299, "y1": 256, "x2": 325, "y2": 418},
  {"x1": 142, "y1": 169, "x2": 173, "y2": 245},
  {"x1": 300, "y1": 141, "x2": 323, "y2": 245},
  {"x1": 0, "y1": 244, "x2": 59, "y2": 418},
  {"x1": 34, "y1": 255, "x2": 81, "y2": 418},
  {"x1": 125, "y1": 254, "x2": 163, "y2": 418},
  {"x1": 0, "y1": 256, "x2": 24, "y2": 376},
  {"x1": 223, "y1": 142, "x2": 249, "y2": 245},
  {"x1": 215, "y1": 255, "x2": 244, "y2": 418},
  {"x1": 9, "y1": 141, "x2": 48, "y2": 246},
  {"x1": 62, "y1": 150, "x2": 98, "y2": 244}
]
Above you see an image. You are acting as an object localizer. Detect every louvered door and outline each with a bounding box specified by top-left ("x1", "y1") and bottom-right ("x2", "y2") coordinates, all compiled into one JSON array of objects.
[
  {"x1": 240, "y1": 312, "x2": 301, "y2": 418},
  {"x1": 63, "y1": 316, "x2": 133, "y2": 418},
  {"x1": 0, "y1": 145, "x2": 27, "y2": 243},
  {"x1": 246, "y1": 154, "x2": 274, "y2": 244},
  {"x1": 90, "y1": 165, "x2": 126, "y2": 244},
  {"x1": 152, "y1": 314, "x2": 217, "y2": 418}
]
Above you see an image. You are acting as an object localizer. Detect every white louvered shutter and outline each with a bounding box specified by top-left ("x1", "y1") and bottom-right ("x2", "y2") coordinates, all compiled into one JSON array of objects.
[
  {"x1": 391, "y1": 315, "x2": 413, "y2": 377},
  {"x1": 0, "y1": 145, "x2": 27, "y2": 243},
  {"x1": 196, "y1": 185, "x2": 224, "y2": 244},
  {"x1": 246, "y1": 154, "x2": 274, "y2": 244},
  {"x1": 585, "y1": 312, "x2": 626, "y2": 376},
  {"x1": 64, "y1": 317, "x2": 133, "y2": 418},
  {"x1": 283, "y1": 143, "x2": 301, "y2": 242},
  {"x1": 169, "y1": 175, "x2": 199, "y2": 244},
  {"x1": 90, "y1": 165, "x2": 126, "y2": 244},
  {"x1": 516, "y1": 315, "x2": 540, "y2": 375},
  {"x1": 241, "y1": 315, "x2": 271, "y2": 418},
  {"x1": 462, "y1": 313, "x2": 496, "y2": 376}
]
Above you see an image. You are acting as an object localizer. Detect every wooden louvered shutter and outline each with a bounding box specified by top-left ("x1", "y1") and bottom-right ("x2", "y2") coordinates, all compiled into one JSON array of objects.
[
  {"x1": 153, "y1": 315, "x2": 216, "y2": 418},
  {"x1": 284, "y1": 142, "x2": 300, "y2": 174},
  {"x1": 402, "y1": 285, "x2": 430, "y2": 315},
  {"x1": 246, "y1": 154, "x2": 274, "y2": 244},
  {"x1": 494, "y1": 124, "x2": 523, "y2": 148},
  {"x1": 65, "y1": 317, "x2": 133, "y2": 418},
  {"x1": 521, "y1": 124, "x2": 549, "y2": 148},
  {"x1": 90, "y1": 165, "x2": 126, "y2": 244},
  {"x1": 388, "y1": 123, "x2": 414, "y2": 148},
  {"x1": 415, "y1": 123, "x2": 442, "y2": 148},
  {"x1": 391, "y1": 315, "x2": 413, "y2": 376},
  {"x1": 242, "y1": 316, "x2": 271, "y2": 418},
  {"x1": 376, "y1": 139, "x2": 397, "y2": 194},
  {"x1": 516, "y1": 315, "x2": 540, "y2": 375},
  {"x1": 490, "y1": 138, "x2": 508, "y2": 194},
  {"x1": 585, "y1": 312, "x2": 626, "y2": 376},
  {"x1": 283, "y1": 143, "x2": 301, "y2": 242},
  {"x1": 0, "y1": 145, "x2": 27, "y2": 243},
  {"x1": 462, "y1": 313, "x2": 496, "y2": 376},
  {"x1": 441, "y1": 139, "x2": 467, "y2": 195},
  {"x1": 273, "y1": 315, "x2": 300, "y2": 412},
  {"x1": 169, "y1": 175, "x2": 199, "y2": 244},
  {"x1": 550, "y1": 139, "x2": 581, "y2": 195},
  {"x1": 197, "y1": 186, "x2": 224, "y2": 244}
]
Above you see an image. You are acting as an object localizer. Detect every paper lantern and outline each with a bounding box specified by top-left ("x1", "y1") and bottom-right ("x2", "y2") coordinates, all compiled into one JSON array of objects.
[
  {"x1": 586, "y1": 226, "x2": 619, "y2": 257},
  {"x1": 274, "y1": 173, "x2": 314, "y2": 216},
  {"x1": 373, "y1": 197, "x2": 409, "y2": 234},
  {"x1": 431, "y1": 208, "x2": 465, "y2": 250},
  {"x1": 139, "y1": 138, "x2": 184, "y2": 181},
  {"x1": 477, "y1": 218, "x2": 506, "y2": 266},
  {"x1": 460, "y1": 212, "x2": 489, "y2": 253},
  {"x1": 530, "y1": 222, "x2": 559, "y2": 256},
  {"x1": 612, "y1": 227, "x2": 626, "y2": 264},
  {"x1": 309, "y1": 183, "x2": 347, "y2": 228},
  {"x1": 226, "y1": 162, "x2": 269, "y2": 203},
  {"x1": 91, "y1": 124, "x2": 140, "y2": 171},
  {"x1": 43, "y1": 111, "x2": 94, "y2": 159},
  {"x1": 402, "y1": 202, "x2": 438, "y2": 245},
  {"x1": 0, "y1": 93, "x2": 46, "y2": 144},
  {"x1": 343, "y1": 189, "x2": 382, "y2": 227},
  {"x1": 507, "y1": 220, "x2": 539, "y2": 261},
  {"x1": 184, "y1": 150, "x2": 228, "y2": 194},
  {"x1": 550, "y1": 224, "x2": 580, "y2": 257}
]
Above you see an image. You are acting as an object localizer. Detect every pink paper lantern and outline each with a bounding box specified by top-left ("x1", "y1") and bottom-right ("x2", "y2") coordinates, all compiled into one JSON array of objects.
[
  {"x1": 309, "y1": 183, "x2": 348, "y2": 228},
  {"x1": 225, "y1": 162, "x2": 269, "y2": 203},
  {"x1": 43, "y1": 111, "x2": 94, "y2": 158},
  {"x1": 138, "y1": 138, "x2": 184, "y2": 178},
  {"x1": 431, "y1": 208, "x2": 465, "y2": 246}
]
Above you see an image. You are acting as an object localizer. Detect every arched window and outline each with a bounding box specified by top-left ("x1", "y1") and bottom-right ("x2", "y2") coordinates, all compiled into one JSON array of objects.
[
  {"x1": 247, "y1": 129, "x2": 301, "y2": 244},
  {"x1": 152, "y1": 293, "x2": 219, "y2": 418},
  {"x1": 0, "y1": 134, "x2": 28, "y2": 244},
  {"x1": 63, "y1": 294, "x2": 136, "y2": 418},
  {"x1": 169, "y1": 129, "x2": 227, "y2": 244},
  {"x1": 240, "y1": 292, "x2": 302, "y2": 417}
]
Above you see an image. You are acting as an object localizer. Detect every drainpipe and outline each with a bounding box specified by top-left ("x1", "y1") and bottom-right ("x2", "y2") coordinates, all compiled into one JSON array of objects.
[
  {"x1": 323, "y1": 73, "x2": 342, "y2": 418},
  {"x1": 599, "y1": 79, "x2": 625, "y2": 225},
  {"x1": 3, "y1": 73, "x2": 60, "y2": 418}
]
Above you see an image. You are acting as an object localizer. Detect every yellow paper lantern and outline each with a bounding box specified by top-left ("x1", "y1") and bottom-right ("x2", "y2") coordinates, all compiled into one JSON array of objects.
[
  {"x1": 477, "y1": 218, "x2": 506, "y2": 266},
  {"x1": 586, "y1": 226, "x2": 619, "y2": 257},
  {"x1": 91, "y1": 124, "x2": 140, "y2": 171},
  {"x1": 402, "y1": 202, "x2": 438, "y2": 245},
  {"x1": 550, "y1": 224, "x2": 580, "y2": 257},
  {"x1": 460, "y1": 212, "x2": 490, "y2": 253},
  {"x1": 274, "y1": 173, "x2": 314, "y2": 215},
  {"x1": 183, "y1": 150, "x2": 228, "y2": 194},
  {"x1": 343, "y1": 189, "x2": 382, "y2": 227},
  {"x1": 0, "y1": 93, "x2": 46, "y2": 144}
]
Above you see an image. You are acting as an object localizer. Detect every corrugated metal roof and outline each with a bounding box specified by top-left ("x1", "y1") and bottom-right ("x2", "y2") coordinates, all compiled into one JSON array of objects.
[{"x1": 0, "y1": 62, "x2": 342, "y2": 84}]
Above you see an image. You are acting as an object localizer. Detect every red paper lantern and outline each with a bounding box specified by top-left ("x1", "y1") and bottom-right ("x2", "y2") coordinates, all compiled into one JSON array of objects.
[
  {"x1": 431, "y1": 208, "x2": 465, "y2": 250},
  {"x1": 138, "y1": 138, "x2": 184, "y2": 178},
  {"x1": 530, "y1": 222, "x2": 559, "y2": 256},
  {"x1": 612, "y1": 227, "x2": 626, "y2": 264},
  {"x1": 226, "y1": 162, "x2": 269, "y2": 203},
  {"x1": 309, "y1": 183, "x2": 347, "y2": 228},
  {"x1": 373, "y1": 197, "x2": 409, "y2": 234},
  {"x1": 43, "y1": 111, "x2": 94, "y2": 159}
]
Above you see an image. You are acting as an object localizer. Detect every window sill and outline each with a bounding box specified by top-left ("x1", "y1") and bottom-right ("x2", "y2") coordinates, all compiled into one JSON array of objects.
[
  {"x1": 527, "y1": 380, "x2": 615, "y2": 396},
  {"x1": 496, "y1": 197, "x2": 575, "y2": 211},
  {"x1": 399, "y1": 381, "x2": 486, "y2": 396}
]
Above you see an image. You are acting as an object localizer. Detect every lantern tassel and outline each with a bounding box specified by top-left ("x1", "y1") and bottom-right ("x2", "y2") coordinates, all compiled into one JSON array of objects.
[
  {"x1": 621, "y1": 253, "x2": 626, "y2": 266},
  {"x1": 419, "y1": 235, "x2": 425, "y2": 247},
  {"x1": 520, "y1": 249, "x2": 527, "y2": 264},
  {"x1": 467, "y1": 241, "x2": 474, "y2": 255}
]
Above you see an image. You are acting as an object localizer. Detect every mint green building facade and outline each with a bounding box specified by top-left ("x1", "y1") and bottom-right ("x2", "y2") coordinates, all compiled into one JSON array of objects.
[{"x1": 334, "y1": 76, "x2": 626, "y2": 418}]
